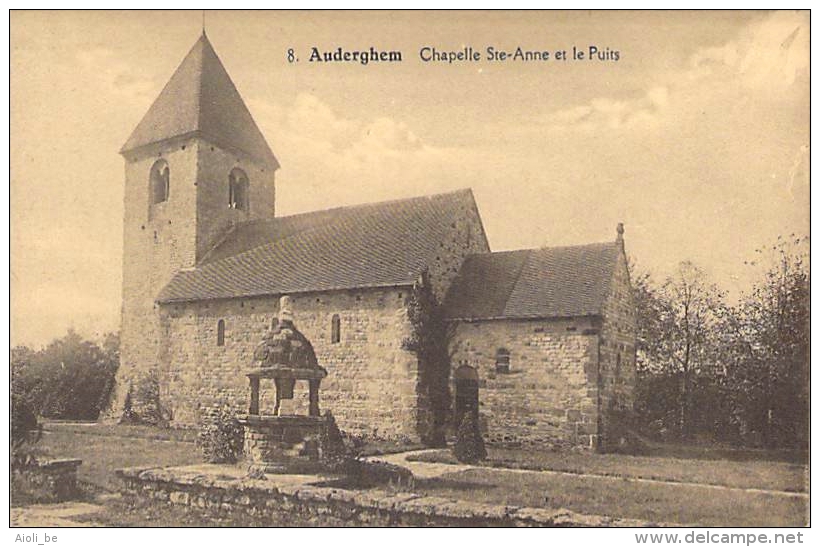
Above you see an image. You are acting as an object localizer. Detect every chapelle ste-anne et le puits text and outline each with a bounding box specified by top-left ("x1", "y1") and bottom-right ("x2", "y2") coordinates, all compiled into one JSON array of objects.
[{"x1": 287, "y1": 45, "x2": 621, "y2": 65}]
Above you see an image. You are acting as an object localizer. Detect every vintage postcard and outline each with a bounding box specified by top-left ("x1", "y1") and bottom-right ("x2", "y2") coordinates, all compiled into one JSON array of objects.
[{"x1": 10, "y1": 10, "x2": 810, "y2": 535}]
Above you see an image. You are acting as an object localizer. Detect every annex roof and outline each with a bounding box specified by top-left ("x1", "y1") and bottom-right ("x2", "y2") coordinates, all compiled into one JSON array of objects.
[{"x1": 443, "y1": 242, "x2": 621, "y2": 320}]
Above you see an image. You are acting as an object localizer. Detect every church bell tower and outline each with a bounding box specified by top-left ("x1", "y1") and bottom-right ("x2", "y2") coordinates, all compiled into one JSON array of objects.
[{"x1": 115, "y1": 32, "x2": 279, "y2": 419}]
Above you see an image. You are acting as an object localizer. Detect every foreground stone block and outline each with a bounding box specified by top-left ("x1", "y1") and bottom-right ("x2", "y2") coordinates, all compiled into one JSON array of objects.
[{"x1": 13, "y1": 459, "x2": 83, "y2": 503}]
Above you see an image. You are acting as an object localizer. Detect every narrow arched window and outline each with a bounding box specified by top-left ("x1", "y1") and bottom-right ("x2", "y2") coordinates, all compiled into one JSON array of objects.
[
  {"x1": 615, "y1": 353, "x2": 622, "y2": 378},
  {"x1": 228, "y1": 168, "x2": 249, "y2": 211},
  {"x1": 217, "y1": 319, "x2": 225, "y2": 346},
  {"x1": 495, "y1": 348, "x2": 510, "y2": 373},
  {"x1": 331, "y1": 314, "x2": 341, "y2": 344},
  {"x1": 271, "y1": 317, "x2": 279, "y2": 331},
  {"x1": 149, "y1": 159, "x2": 170, "y2": 204}
]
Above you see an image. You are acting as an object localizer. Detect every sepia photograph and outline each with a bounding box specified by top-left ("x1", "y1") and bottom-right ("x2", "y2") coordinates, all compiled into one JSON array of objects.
[{"x1": 9, "y1": 9, "x2": 810, "y2": 533}]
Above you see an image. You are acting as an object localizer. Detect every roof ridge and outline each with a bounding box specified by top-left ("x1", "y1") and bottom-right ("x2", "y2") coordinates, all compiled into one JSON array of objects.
[
  {"x1": 194, "y1": 34, "x2": 207, "y2": 136},
  {"x1": 467, "y1": 248, "x2": 530, "y2": 259},
  {"x1": 274, "y1": 188, "x2": 474, "y2": 222},
  {"x1": 523, "y1": 240, "x2": 616, "y2": 253},
  {"x1": 466, "y1": 241, "x2": 615, "y2": 259}
]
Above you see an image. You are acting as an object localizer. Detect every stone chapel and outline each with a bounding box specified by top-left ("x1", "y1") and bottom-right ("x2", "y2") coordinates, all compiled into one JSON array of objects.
[{"x1": 116, "y1": 32, "x2": 636, "y2": 451}]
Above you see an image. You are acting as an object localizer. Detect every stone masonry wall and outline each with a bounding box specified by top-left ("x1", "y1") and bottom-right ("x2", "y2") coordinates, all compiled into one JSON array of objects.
[
  {"x1": 116, "y1": 136, "x2": 276, "y2": 421},
  {"x1": 195, "y1": 142, "x2": 275, "y2": 261},
  {"x1": 116, "y1": 138, "x2": 202, "y2": 420},
  {"x1": 598, "y1": 245, "x2": 637, "y2": 449},
  {"x1": 449, "y1": 317, "x2": 601, "y2": 449},
  {"x1": 424, "y1": 196, "x2": 490, "y2": 303},
  {"x1": 159, "y1": 287, "x2": 422, "y2": 440}
]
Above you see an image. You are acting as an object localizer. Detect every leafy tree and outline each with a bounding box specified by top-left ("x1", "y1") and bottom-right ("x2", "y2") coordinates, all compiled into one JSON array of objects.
[
  {"x1": 657, "y1": 262, "x2": 725, "y2": 438},
  {"x1": 631, "y1": 237, "x2": 809, "y2": 449},
  {"x1": 10, "y1": 330, "x2": 120, "y2": 421},
  {"x1": 632, "y1": 261, "x2": 725, "y2": 439},
  {"x1": 723, "y1": 236, "x2": 809, "y2": 447}
]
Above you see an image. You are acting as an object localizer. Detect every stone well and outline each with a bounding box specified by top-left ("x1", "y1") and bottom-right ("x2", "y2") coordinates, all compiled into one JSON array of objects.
[{"x1": 238, "y1": 296, "x2": 329, "y2": 473}]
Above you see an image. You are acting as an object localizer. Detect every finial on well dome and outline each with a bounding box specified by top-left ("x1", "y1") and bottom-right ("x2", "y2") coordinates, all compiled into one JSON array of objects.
[
  {"x1": 278, "y1": 295, "x2": 293, "y2": 324},
  {"x1": 616, "y1": 223, "x2": 625, "y2": 248}
]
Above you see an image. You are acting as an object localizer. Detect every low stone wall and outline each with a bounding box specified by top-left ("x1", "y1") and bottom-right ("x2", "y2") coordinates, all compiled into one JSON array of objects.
[{"x1": 117, "y1": 466, "x2": 656, "y2": 527}]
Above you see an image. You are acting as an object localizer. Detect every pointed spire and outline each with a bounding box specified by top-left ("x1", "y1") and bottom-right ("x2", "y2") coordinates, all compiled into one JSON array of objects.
[
  {"x1": 121, "y1": 34, "x2": 278, "y2": 169},
  {"x1": 616, "y1": 222, "x2": 625, "y2": 250}
]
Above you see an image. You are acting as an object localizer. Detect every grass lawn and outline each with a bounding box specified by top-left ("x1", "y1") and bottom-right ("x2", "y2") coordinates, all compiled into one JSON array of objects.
[
  {"x1": 23, "y1": 423, "x2": 810, "y2": 527},
  {"x1": 413, "y1": 467, "x2": 809, "y2": 527},
  {"x1": 41, "y1": 421, "x2": 199, "y2": 443},
  {"x1": 409, "y1": 448, "x2": 808, "y2": 493},
  {"x1": 35, "y1": 423, "x2": 202, "y2": 492}
]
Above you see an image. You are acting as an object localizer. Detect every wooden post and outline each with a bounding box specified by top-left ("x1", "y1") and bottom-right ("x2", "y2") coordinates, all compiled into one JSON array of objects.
[
  {"x1": 308, "y1": 379, "x2": 320, "y2": 417},
  {"x1": 249, "y1": 376, "x2": 260, "y2": 415}
]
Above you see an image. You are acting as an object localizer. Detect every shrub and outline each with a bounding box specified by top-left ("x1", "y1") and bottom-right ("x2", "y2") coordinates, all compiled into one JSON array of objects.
[
  {"x1": 319, "y1": 411, "x2": 357, "y2": 471},
  {"x1": 119, "y1": 371, "x2": 170, "y2": 426},
  {"x1": 316, "y1": 412, "x2": 415, "y2": 487},
  {"x1": 345, "y1": 459, "x2": 414, "y2": 489},
  {"x1": 118, "y1": 387, "x2": 139, "y2": 425},
  {"x1": 9, "y1": 383, "x2": 43, "y2": 478},
  {"x1": 453, "y1": 412, "x2": 486, "y2": 463},
  {"x1": 134, "y1": 371, "x2": 169, "y2": 426},
  {"x1": 197, "y1": 406, "x2": 244, "y2": 464},
  {"x1": 11, "y1": 387, "x2": 40, "y2": 452}
]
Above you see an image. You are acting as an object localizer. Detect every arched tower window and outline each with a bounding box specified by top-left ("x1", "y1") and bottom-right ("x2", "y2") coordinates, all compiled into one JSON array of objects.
[
  {"x1": 217, "y1": 319, "x2": 225, "y2": 346},
  {"x1": 331, "y1": 314, "x2": 341, "y2": 344},
  {"x1": 150, "y1": 159, "x2": 170, "y2": 205},
  {"x1": 228, "y1": 168, "x2": 249, "y2": 212},
  {"x1": 495, "y1": 348, "x2": 511, "y2": 373}
]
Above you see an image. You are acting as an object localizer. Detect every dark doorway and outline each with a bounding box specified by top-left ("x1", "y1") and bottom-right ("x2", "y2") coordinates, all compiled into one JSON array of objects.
[{"x1": 454, "y1": 365, "x2": 479, "y2": 428}]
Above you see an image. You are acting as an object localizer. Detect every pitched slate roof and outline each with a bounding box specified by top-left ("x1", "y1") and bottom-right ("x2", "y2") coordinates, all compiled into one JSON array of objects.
[
  {"x1": 157, "y1": 189, "x2": 483, "y2": 303},
  {"x1": 443, "y1": 242, "x2": 620, "y2": 320},
  {"x1": 120, "y1": 32, "x2": 278, "y2": 168}
]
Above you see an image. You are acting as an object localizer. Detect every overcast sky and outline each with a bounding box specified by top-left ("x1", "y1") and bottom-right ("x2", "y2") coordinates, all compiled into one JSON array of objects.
[{"x1": 10, "y1": 10, "x2": 809, "y2": 347}]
